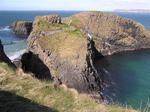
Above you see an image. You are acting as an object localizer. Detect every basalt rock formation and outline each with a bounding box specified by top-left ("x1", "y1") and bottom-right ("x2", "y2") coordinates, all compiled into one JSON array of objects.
[
  {"x1": 0, "y1": 40, "x2": 16, "y2": 68},
  {"x1": 25, "y1": 12, "x2": 150, "y2": 99},
  {"x1": 11, "y1": 21, "x2": 32, "y2": 36},
  {"x1": 26, "y1": 15, "x2": 104, "y2": 99},
  {"x1": 65, "y1": 11, "x2": 150, "y2": 55}
]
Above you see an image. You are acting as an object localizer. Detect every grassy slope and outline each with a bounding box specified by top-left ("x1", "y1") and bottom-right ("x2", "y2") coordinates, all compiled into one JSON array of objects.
[
  {"x1": 0, "y1": 62, "x2": 137, "y2": 112},
  {"x1": 38, "y1": 30, "x2": 86, "y2": 60}
]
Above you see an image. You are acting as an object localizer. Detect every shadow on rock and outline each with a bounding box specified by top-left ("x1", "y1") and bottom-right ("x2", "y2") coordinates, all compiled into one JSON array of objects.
[
  {"x1": 90, "y1": 39, "x2": 110, "y2": 82},
  {"x1": 92, "y1": 40, "x2": 110, "y2": 68},
  {"x1": 0, "y1": 90, "x2": 58, "y2": 112},
  {"x1": 21, "y1": 51, "x2": 52, "y2": 80},
  {"x1": 0, "y1": 40, "x2": 16, "y2": 69}
]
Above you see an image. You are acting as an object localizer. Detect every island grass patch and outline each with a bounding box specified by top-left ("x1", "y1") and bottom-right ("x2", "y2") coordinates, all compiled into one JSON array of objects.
[
  {"x1": 34, "y1": 16, "x2": 69, "y2": 32},
  {"x1": 37, "y1": 29, "x2": 86, "y2": 60}
]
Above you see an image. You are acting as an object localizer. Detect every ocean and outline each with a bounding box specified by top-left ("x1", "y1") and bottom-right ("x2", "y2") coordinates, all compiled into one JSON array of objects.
[{"x1": 0, "y1": 11, "x2": 150, "y2": 109}]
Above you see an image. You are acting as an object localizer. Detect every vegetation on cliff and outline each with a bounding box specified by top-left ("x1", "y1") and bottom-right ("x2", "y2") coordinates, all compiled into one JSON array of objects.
[{"x1": 0, "y1": 62, "x2": 136, "y2": 112}]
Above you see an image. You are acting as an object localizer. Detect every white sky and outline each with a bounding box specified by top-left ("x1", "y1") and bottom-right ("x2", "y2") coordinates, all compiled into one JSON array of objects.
[{"x1": 0, "y1": 0, "x2": 150, "y2": 11}]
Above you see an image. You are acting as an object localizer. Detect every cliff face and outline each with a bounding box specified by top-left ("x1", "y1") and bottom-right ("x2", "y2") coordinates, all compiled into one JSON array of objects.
[
  {"x1": 27, "y1": 15, "x2": 103, "y2": 98},
  {"x1": 11, "y1": 21, "x2": 32, "y2": 36},
  {"x1": 66, "y1": 11, "x2": 150, "y2": 55},
  {"x1": 26, "y1": 12, "x2": 150, "y2": 99},
  {"x1": 0, "y1": 40, "x2": 16, "y2": 68}
]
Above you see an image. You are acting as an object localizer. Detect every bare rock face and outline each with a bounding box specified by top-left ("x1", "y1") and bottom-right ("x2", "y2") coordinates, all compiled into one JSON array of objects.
[
  {"x1": 41, "y1": 15, "x2": 61, "y2": 24},
  {"x1": 67, "y1": 11, "x2": 150, "y2": 55},
  {"x1": 11, "y1": 21, "x2": 32, "y2": 36},
  {"x1": 0, "y1": 40, "x2": 16, "y2": 68}
]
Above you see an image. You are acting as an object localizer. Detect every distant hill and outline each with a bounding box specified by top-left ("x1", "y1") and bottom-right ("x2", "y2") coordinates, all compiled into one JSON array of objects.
[{"x1": 114, "y1": 9, "x2": 150, "y2": 13}]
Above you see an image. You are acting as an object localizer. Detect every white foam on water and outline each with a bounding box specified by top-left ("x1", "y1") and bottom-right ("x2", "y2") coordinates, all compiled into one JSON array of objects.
[
  {"x1": 0, "y1": 26, "x2": 11, "y2": 32},
  {"x1": 8, "y1": 49, "x2": 27, "y2": 61}
]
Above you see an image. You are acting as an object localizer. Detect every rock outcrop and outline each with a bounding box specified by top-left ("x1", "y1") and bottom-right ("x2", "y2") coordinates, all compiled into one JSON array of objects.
[
  {"x1": 11, "y1": 21, "x2": 32, "y2": 36},
  {"x1": 26, "y1": 15, "x2": 104, "y2": 99},
  {"x1": 25, "y1": 12, "x2": 150, "y2": 100},
  {"x1": 40, "y1": 15, "x2": 61, "y2": 24},
  {"x1": 65, "y1": 11, "x2": 150, "y2": 55},
  {"x1": 0, "y1": 40, "x2": 16, "y2": 68}
]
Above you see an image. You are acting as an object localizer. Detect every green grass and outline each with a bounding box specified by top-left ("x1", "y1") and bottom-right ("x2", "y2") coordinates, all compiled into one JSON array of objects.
[
  {"x1": 33, "y1": 16, "x2": 69, "y2": 32},
  {"x1": 70, "y1": 17, "x2": 81, "y2": 27},
  {"x1": 0, "y1": 62, "x2": 137, "y2": 112},
  {"x1": 0, "y1": 62, "x2": 14, "y2": 74},
  {"x1": 37, "y1": 29, "x2": 86, "y2": 60},
  {"x1": 32, "y1": 15, "x2": 86, "y2": 56}
]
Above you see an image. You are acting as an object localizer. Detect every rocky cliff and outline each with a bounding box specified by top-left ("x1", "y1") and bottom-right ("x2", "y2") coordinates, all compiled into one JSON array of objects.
[
  {"x1": 26, "y1": 11, "x2": 150, "y2": 100},
  {"x1": 11, "y1": 21, "x2": 32, "y2": 36},
  {"x1": 26, "y1": 15, "x2": 104, "y2": 100},
  {"x1": 65, "y1": 11, "x2": 150, "y2": 55},
  {"x1": 0, "y1": 40, "x2": 16, "y2": 68}
]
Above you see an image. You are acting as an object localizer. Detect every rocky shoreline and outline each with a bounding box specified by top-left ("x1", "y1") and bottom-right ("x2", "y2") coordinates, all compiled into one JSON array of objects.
[{"x1": 1, "y1": 11, "x2": 150, "y2": 102}]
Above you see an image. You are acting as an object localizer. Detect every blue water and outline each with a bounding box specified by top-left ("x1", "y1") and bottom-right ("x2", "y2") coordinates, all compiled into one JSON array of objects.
[
  {"x1": 106, "y1": 49, "x2": 150, "y2": 109},
  {"x1": 0, "y1": 11, "x2": 150, "y2": 109}
]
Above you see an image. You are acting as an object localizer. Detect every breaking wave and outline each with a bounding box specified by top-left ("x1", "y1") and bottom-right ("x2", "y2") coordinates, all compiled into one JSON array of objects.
[
  {"x1": 8, "y1": 49, "x2": 27, "y2": 60},
  {"x1": 0, "y1": 26, "x2": 11, "y2": 32}
]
